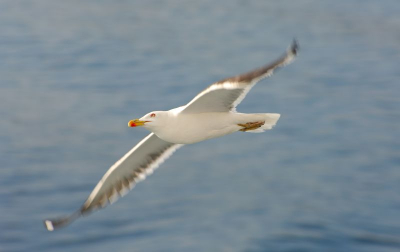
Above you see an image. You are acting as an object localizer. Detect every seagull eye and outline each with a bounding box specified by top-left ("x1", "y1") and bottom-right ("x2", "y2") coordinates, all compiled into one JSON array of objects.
[{"x1": 150, "y1": 113, "x2": 156, "y2": 118}]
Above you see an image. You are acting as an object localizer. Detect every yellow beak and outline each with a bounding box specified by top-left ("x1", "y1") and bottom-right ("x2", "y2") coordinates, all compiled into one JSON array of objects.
[{"x1": 128, "y1": 119, "x2": 147, "y2": 127}]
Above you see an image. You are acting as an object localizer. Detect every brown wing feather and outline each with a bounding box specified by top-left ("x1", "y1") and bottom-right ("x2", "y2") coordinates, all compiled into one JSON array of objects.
[
  {"x1": 181, "y1": 40, "x2": 298, "y2": 114},
  {"x1": 216, "y1": 39, "x2": 298, "y2": 84},
  {"x1": 44, "y1": 133, "x2": 183, "y2": 231}
]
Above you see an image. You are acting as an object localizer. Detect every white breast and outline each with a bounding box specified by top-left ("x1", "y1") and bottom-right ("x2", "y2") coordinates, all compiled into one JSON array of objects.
[{"x1": 153, "y1": 112, "x2": 240, "y2": 144}]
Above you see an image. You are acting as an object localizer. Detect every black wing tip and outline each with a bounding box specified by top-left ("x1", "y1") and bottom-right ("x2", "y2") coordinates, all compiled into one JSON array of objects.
[
  {"x1": 290, "y1": 39, "x2": 299, "y2": 56},
  {"x1": 44, "y1": 218, "x2": 68, "y2": 231},
  {"x1": 44, "y1": 211, "x2": 81, "y2": 231},
  {"x1": 44, "y1": 219, "x2": 57, "y2": 231}
]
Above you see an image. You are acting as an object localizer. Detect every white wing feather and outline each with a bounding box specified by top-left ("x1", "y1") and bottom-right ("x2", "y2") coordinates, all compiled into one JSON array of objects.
[
  {"x1": 181, "y1": 40, "x2": 298, "y2": 113},
  {"x1": 44, "y1": 133, "x2": 183, "y2": 231}
]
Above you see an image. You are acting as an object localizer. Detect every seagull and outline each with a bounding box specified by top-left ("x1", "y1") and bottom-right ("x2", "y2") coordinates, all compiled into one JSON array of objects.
[{"x1": 44, "y1": 40, "x2": 298, "y2": 231}]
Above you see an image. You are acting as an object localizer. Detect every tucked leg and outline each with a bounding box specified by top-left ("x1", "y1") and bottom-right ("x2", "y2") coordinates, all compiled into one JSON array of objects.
[{"x1": 238, "y1": 121, "x2": 265, "y2": 132}]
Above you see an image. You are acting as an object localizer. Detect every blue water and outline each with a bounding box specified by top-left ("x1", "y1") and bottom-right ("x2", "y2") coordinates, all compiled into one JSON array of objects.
[{"x1": 1, "y1": 0, "x2": 400, "y2": 251}]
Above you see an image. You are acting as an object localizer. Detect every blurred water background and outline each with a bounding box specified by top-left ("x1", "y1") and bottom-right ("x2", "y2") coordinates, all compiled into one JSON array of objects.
[{"x1": 1, "y1": 0, "x2": 399, "y2": 251}]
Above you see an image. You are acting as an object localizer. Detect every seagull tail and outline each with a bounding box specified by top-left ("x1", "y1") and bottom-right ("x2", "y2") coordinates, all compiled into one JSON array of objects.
[
  {"x1": 44, "y1": 210, "x2": 82, "y2": 231},
  {"x1": 244, "y1": 113, "x2": 281, "y2": 133}
]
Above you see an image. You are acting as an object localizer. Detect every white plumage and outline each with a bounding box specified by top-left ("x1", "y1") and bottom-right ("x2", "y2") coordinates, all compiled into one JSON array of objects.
[{"x1": 44, "y1": 40, "x2": 298, "y2": 231}]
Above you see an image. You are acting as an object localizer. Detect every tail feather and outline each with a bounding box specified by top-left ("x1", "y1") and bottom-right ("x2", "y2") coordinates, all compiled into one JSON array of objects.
[{"x1": 245, "y1": 113, "x2": 280, "y2": 133}]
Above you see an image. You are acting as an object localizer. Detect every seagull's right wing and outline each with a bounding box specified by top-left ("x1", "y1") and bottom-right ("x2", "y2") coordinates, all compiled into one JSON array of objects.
[
  {"x1": 44, "y1": 133, "x2": 183, "y2": 231},
  {"x1": 181, "y1": 40, "x2": 298, "y2": 114}
]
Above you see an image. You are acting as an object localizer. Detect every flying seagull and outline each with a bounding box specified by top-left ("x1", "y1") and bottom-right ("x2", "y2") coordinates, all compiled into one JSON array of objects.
[{"x1": 44, "y1": 40, "x2": 298, "y2": 231}]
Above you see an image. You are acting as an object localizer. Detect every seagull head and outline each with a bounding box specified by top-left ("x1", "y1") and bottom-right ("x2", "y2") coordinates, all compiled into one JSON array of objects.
[{"x1": 128, "y1": 111, "x2": 167, "y2": 130}]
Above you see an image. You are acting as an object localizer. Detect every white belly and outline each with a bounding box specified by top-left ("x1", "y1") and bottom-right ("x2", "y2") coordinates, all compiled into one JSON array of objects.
[{"x1": 154, "y1": 112, "x2": 240, "y2": 144}]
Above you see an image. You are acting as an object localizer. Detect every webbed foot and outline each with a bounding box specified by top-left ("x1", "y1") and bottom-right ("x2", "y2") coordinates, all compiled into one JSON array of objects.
[{"x1": 238, "y1": 121, "x2": 265, "y2": 132}]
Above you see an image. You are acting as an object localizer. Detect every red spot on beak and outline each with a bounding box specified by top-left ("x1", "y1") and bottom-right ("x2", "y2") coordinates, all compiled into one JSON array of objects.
[{"x1": 129, "y1": 121, "x2": 136, "y2": 127}]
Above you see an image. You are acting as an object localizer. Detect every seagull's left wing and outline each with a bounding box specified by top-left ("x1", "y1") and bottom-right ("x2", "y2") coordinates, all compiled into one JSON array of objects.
[
  {"x1": 181, "y1": 40, "x2": 298, "y2": 114},
  {"x1": 44, "y1": 133, "x2": 183, "y2": 231}
]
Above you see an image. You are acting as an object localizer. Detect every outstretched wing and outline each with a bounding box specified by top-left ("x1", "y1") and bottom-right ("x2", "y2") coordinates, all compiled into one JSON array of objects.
[
  {"x1": 181, "y1": 40, "x2": 298, "y2": 113},
  {"x1": 44, "y1": 133, "x2": 183, "y2": 231}
]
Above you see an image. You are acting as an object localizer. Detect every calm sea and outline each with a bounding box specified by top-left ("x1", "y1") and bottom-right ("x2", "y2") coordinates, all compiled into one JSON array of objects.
[{"x1": 1, "y1": 0, "x2": 399, "y2": 251}]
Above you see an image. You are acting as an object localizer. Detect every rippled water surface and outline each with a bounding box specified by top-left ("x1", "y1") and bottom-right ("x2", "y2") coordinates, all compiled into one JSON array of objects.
[{"x1": 1, "y1": 0, "x2": 400, "y2": 251}]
